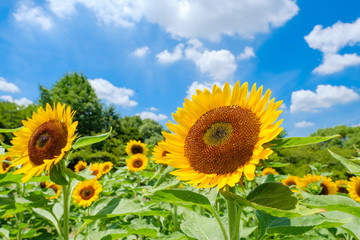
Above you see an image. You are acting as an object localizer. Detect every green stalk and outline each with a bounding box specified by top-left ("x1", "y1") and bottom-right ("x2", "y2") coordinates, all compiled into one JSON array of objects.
[
  {"x1": 227, "y1": 186, "x2": 238, "y2": 240},
  {"x1": 172, "y1": 204, "x2": 178, "y2": 232},
  {"x1": 234, "y1": 206, "x2": 243, "y2": 240},
  {"x1": 211, "y1": 208, "x2": 229, "y2": 240},
  {"x1": 62, "y1": 184, "x2": 71, "y2": 240}
]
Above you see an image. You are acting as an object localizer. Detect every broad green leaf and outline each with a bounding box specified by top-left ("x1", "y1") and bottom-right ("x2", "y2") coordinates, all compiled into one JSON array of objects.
[
  {"x1": 72, "y1": 128, "x2": 112, "y2": 150},
  {"x1": 252, "y1": 203, "x2": 324, "y2": 218},
  {"x1": 180, "y1": 211, "x2": 224, "y2": 240},
  {"x1": 0, "y1": 127, "x2": 23, "y2": 133},
  {"x1": 33, "y1": 208, "x2": 62, "y2": 237},
  {"x1": 265, "y1": 162, "x2": 290, "y2": 168},
  {"x1": 50, "y1": 164, "x2": 69, "y2": 185},
  {"x1": 240, "y1": 226, "x2": 257, "y2": 239},
  {"x1": 302, "y1": 195, "x2": 360, "y2": 218},
  {"x1": 220, "y1": 191, "x2": 252, "y2": 207},
  {"x1": 0, "y1": 228, "x2": 9, "y2": 239},
  {"x1": 0, "y1": 172, "x2": 22, "y2": 186},
  {"x1": 149, "y1": 166, "x2": 179, "y2": 193},
  {"x1": 155, "y1": 232, "x2": 188, "y2": 240},
  {"x1": 152, "y1": 189, "x2": 212, "y2": 211},
  {"x1": 27, "y1": 175, "x2": 50, "y2": 183},
  {"x1": 266, "y1": 135, "x2": 340, "y2": 149},
  {"x1": 321, "y1": 211, "x2": 360, "y2": 240},
  {"x1": 328, "y1": 149, "x2": 360, "y2": 175},
  {"x1": 64, "y1": 168, "x2": 87, "y2": 181},
  {"x1": 246, "y1": 182, "x2": 297, "y2": 210}
]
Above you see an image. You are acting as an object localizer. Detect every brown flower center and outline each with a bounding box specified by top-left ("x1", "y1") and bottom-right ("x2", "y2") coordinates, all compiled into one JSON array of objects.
[
  {"x1": 28, "y1": 120, "x2": 68, "y2": 166},
  {"x1": 78, "y1": 165, "x2": 86, "y2": 172},
  {"x1": 338, "y1": 186, "x2": 348, "y2": 194},
  {"x1": 320, "y1": 183, "x2": 329, "y2": 195},
  {"x1": 285, "y1": 180, "x2": 296, "y2": 186},
  {"x1": 185, "y1": 106, "x2": 261, "y2": 175},
  {"x1": 132, "y1": 159, "x2": 143, "y2": 168},
  {"x1": 40, "y1": 182, "x2": 47, "y2": 188},
  {"x1": 2, "y1": 161, "x2": 10, "y2": 169},
  {"x1": 356, "y1": 182, "x2": 360, "y2": 196},
  {"x1": 131, "y1": 145, "x2": 143, "y2": 154},
  {"x1": 92, "y1": 170, "x2": 99, "y2": 176},
  {"x1": 103, "y1": 165, "x2": 109, "y2": 171},
  {"x1": 80, "y1": 187, "x2": 95, "y2": 200},
  {"x1": 50, "y1": 184, "x2": 59, "y2": 193}
]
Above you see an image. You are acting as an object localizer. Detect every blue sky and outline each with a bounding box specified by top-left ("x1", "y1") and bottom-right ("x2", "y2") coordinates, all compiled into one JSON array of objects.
[{"x1": 0, "y1": 0, "x2": 360, "y2": 137}]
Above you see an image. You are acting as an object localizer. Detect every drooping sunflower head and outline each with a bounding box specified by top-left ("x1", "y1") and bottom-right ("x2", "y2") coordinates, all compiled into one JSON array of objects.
[
  {"x1": 302, "y1": 174, "x2": 337, "y2": 195},
  {"x1": 8, "y1": 103, "x2": 78, "y2": 183},
  {"x1": 261, "y1": 167, "x2": 278, "y2": 176},
  {"x1": 72, "y1": 180, "x2": 102, "y2": 208},
  {"x1": 125, "y1": 140, "x2": 148, "y2": 156},
  {"x1": 90, "y1": 163, "x2": 103, "y2": 179},
  {"x1": 74, "y1": 160, "x2": 88, "y2": 173},
  {"x1": 335, "y1": 179, "x2": 349, "y2": 194},
  {"x1": 348, "y1": 176, "x2": 360, "y2": 202},
  {"x1": 282, "y1": 175, "x2": 301, "y2": 187},
  {"x1": 152, "y1": 140, "x2": 168, "y2": 164},
  {"x1": 101, "y1": 162, "x2": 113, "y2": 174},
  {"x1": 0, "y1": 155, "x2": 12, "y2": 174},
  {"x1": 161, "y1": 81, "x2": 283, "y2": 189},
  {"x1": 126, "y1": 154, "x2": 148, "y2": 172},
  {"x1": 45, "y1": 182, "x2": 62, "y2": 200}
]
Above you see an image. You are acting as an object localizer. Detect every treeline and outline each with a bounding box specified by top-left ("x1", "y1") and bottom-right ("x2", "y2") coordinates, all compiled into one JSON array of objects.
[{"x1": 0, "y1": 72, "x2": 166, "y2": 166}]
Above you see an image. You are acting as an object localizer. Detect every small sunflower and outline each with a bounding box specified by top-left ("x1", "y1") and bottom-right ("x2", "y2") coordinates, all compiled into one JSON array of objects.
[
  {"x1": 125, "y1": 140, "x2": 148, "y2": 156},
  {"x1": 74, "y1": 160, "x2": 88, "y2": 173},
  {"x1": 282, "y1": 175, "x2": 301, "y2": 187},
  {"x1": 101, "y1": 162, "x2": 113, "y2": 174},
  {"x1": 261, "y1": 167, "x2": 278, "y2": 176},
  {"x1": 90, "y1": 163, "x2": 103, "y2": 179},
  {"x1": 8, "y1": 103, "x2": 78, "y2": 183},
  {"x1": 152, "y1": 140, "x2": 168, "y2": 164},
  {"x1": 302, "y1": 174, "x2": 337, "y2": 195},
  {"x1": 126, "y1": 154, "x2": 148, "y2": 172},
  {"x1": 73, "y1": 180, "x2": 102, "y2": 208},
  {"x1": 0, "y1": 155, "x2": 12, "y2": 174},
  {"x1": 348, "y1": 176, "x2": 360, "y2": 202},
  {"x1": 335, "y1": 179, "x2": 349, "y2": 194},
  {"x1": 161, "y1": 81, "x2": 283, "y2": 189},
  {"x1": 45, "y1": 182, "x2": 62, "y2": 200}
]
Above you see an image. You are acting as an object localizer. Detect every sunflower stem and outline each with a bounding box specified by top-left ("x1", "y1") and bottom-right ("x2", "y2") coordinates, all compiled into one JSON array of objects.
[
  {"x1": 62, "y1": 183, "x2": 71, "y2": 240},
  {"x1": 227, "y1": 186, "x2": 238, "y2": 240},
  {"x1": 172, "y1": 204, "x2": 178, "y2": 232}
]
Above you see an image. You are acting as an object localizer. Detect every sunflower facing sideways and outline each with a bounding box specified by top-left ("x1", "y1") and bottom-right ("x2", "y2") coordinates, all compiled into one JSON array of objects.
[
  {"x1": 152, "y1": 140, "x2": 168, "y2": 164},
  {"x1": 90, "y1": 163, "x2": 103, "y2": 179},
  {"x1": 73, "y1": 180, "x2": 102, "y2": 208},
  {"x1": 302, "y1": 174, "x2": 337, "y2": 195},
  {"x1": 348, "y1": 176, "x2": 360, "y2": 202},
  {"x1": 74, "y1": 160, "x2": 88, "y2": 173},
  {"x1": 127, "y1": 154, "x2": 148, "y2": 172},
  {"x1": 161, "y1": 81, "x2": 283, "y2": 189},
  {"x1": 125, "y1": 140, "x2": 148, "y2": 156},
  {"x1": 335, "y1": 179, "x2": 349, "y2": 194},
  {"x1": 45, "y1": 182, "x2": 62, "y2": 200},
  {"x1": 0, "y1": 155, "x2": 12, "y2": 174},
  {"x1": 101, "y1": 162, "x2": 113, "y2": 174},
  {"x1": 7, "y1": 103, "x2": 78, "y2": 182},
  {"x1": 261, "y1": 167, "x2": 278, "y2": 176}
]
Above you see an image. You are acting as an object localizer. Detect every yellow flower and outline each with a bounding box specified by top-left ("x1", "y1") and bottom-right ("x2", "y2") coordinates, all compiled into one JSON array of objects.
[
  {"x1": 90, "y1": 163, "x2": 103, "y2": 179},
  {"x1": 72, "y1": 180, "x2": 102, "y2": 208},
  {"x1": 282, "y1": 175, "x2": 301, "y2": 187},
  {"x1": 348, "y1": 176, "x2": 360, "y2": 202},
  {"x1": 302, "y1": 174, "x2": 337, "y2": 195},
  {"x1": 261, "y1": 167, "x2": 278, "y2": 176},
  {"x1": 8, "y1": 103, "x2": 78, "y2": 183},
  {"x1": 74, "y1": 160, "x2": 88, "y2": 173},
  {"x1": 101, "y1": 162, "x2": 113, "y2": 174},
  {"x1": 335, "y1": 179, "x2": 349, "y2": 194},
  {"x1": 126, "y1": 154, "x2": 148, "y2": 172},
  {"x1": 161, "y1": 81, "x2": 283, "y2": 189},
  {"x1": 0, "y1": 155, "x2": 12, "y2": 174},
  {"x1": 152, "y1": 140, "x2": 168, "y2": 164},
  {"x1": 45, "y1": 182, "x2": 62, "y2": 200},
  {"x1": 125, "y1": 140, "x2": 148, "y2": 156}
]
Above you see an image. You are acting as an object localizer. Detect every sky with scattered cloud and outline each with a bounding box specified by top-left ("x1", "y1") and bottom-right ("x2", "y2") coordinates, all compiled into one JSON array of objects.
[{"x1": 0, "y1": 0, "x2": 360, "y2": 136}]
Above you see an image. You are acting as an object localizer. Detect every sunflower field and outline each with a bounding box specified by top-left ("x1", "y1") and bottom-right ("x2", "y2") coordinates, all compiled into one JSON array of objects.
[{"x1": 1, "y1": 76, "x2": 360, "y2": 240}]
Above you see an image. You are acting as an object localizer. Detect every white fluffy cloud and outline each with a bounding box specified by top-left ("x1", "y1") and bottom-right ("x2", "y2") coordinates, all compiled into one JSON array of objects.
[
  {"x1": 290, "y1": 85, "x2": 360, "y2": 113},
  {"x1": 156, "y1": 44, "x2": 184, "y2": 64},
  {"x1": 136, "y1": 111, "x2": 167, "y2": 121},
  {"x1": 13, "y1": 1, "x2": 53, "y2": 30},
  {"x1": 88, "y1": 78, "x2": 137, "y2": 107},
  {"x1": 0, "y1": 95, "x2": 33, "y2": 106},
  {"x1": 132, "y1": 46, "x2": 150, "y2": 57},
  {"x1": 0, "y1": 77, "x2": 20, "y2": 93},
  {"x1": 305, "y1": 18, "x2": 360, "y2": 74},
  {"x1": 146, "y1": 107, "x2": 158, "y2": 111},
  {"x1": 294, "y1": 121, "x2": 314, "y2": 128},
  {"x1": 237, "y1": 46, "x2": 256, "y2": 60}
]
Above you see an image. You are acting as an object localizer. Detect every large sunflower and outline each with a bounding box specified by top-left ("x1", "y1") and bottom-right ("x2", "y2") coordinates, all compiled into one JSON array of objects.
[
  {"x1": 152, "y1": 140, "x2": 168, "y2": 164},
  {"x1": 125, "y1": 140, "x2": 148, "y2": 156},
  {"x1": 348, "y1": 176, "x2": 360, "y2": 202},
  {"x1": 0, "y1": 155, "x2": 12, "y2": 174},
  {"x1": 126, "y1": 154, "x2": 148, "y2": 172},
  {"x1": 161, "y1": 82, "x2": 283, "y2": 189},
  {"x1": 73, "y1": 180, "x2": 102, "y2": 208},
  {"x1": 8, "y1": 103, "x2": 78, "y2": 182},
  {"x1": 74, "y1": 160, "x2": 88, "y2": 173},
  {"x1": 302, "y1": 174, "x2": 337, "y2": 195},
  {"x1": 335, "y1": 179, "x2": 349, "y2": 194},
  {"x1": 261, "y1": 167, "x2": 278, "y2": 176}
]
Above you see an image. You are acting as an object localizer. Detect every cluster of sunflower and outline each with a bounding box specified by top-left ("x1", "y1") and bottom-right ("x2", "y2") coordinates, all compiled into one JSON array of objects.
[
  {"x1": 261, "y1": 167, "x2": 360, "y2": 202},
  {"x1": 124, "y1": 140, "x2": 149, "y2": 172}
]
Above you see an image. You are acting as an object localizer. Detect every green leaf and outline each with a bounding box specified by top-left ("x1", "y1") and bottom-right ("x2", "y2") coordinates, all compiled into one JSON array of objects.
[
  {"x1": 50, "y1": 164, "x2": 69, "y2": 185},
  {"x1": 328, "y1": 149, "x2": 360, "y2": 175},
  {"x1": 33, "y1": 208, "x2": 62, "y2": 237},
  {"x1": 152, "y1": 189, "x2": 212, "y2": 211},
  {"x1": 180, "y1": 210, "x2": 224, "y2": 240},
  {"x1": 0, "y1": 127, "x2": 23, "y2": 133},
  {"x1": 148, "y1": 166, "x2": 180, "y2": 193},
  {"x1": 72, "y1": 128, "x2": 112, "y2": 150},
  {"x1": 302, "y1": 195, "x2": 360, "y2": 218},
  {"x1": 155, "y1": 232, "x2": 188, "y2": 240},
  {"x1": 266, "y1": 135, "x2": 340, "y2": 149},
  {"x1": 27, "y1": 175, "x2": 50, "y2": 183},
  {"x1": 246, "y1": 182, "x2": 297, "y2": 210},
  {"x1": 0, "y1": 172, "x2": 22, "y2": 186},
  {"x1": 220, "y1": 191, "x2": 252, "y2": 207},
  {"x1": 265, "y1": 162, "x2": 290, "y2": 167},
  {"x1": 64, "y1": 168, "x2": 87, "y2": 181},
  {"x1": 322, "y1": 211, "x2": 360, "y2": 240}
]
